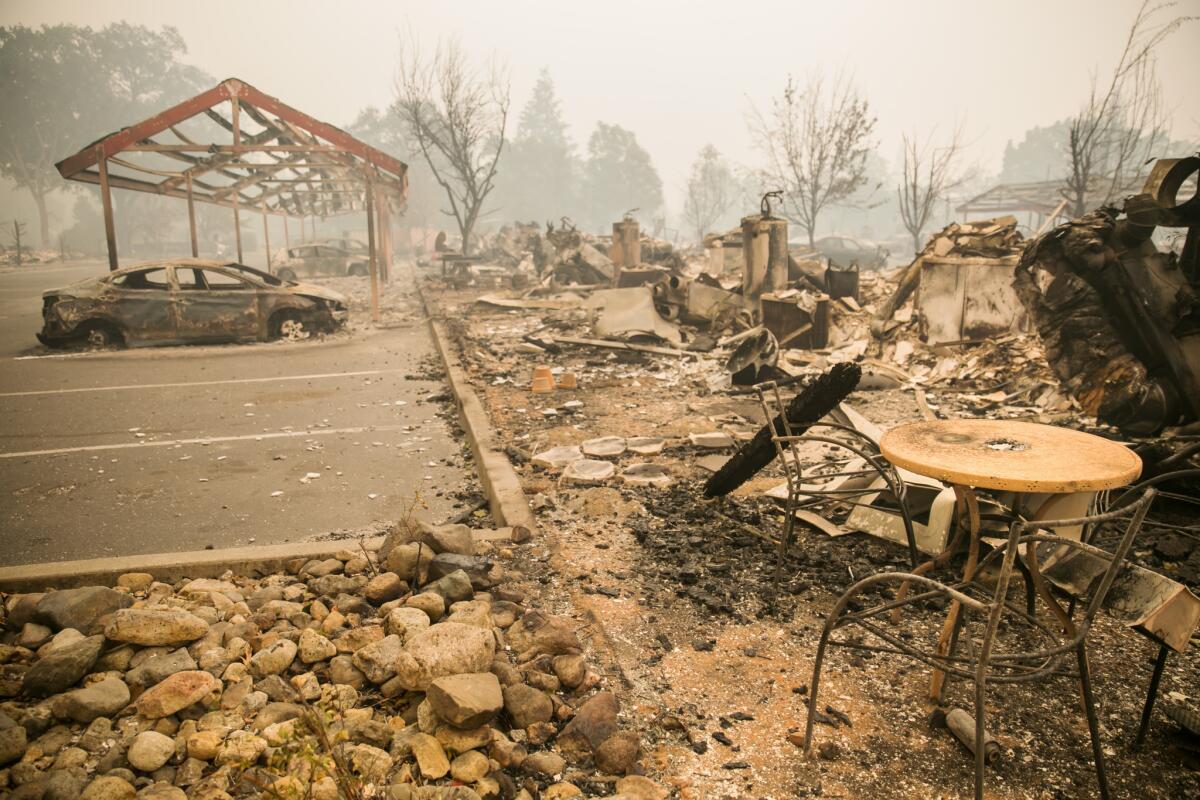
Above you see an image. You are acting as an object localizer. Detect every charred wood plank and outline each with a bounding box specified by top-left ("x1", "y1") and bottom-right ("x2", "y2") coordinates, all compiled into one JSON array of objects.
[{"x1": 703, "y1": 363, "x2": 861, "y2": 497}]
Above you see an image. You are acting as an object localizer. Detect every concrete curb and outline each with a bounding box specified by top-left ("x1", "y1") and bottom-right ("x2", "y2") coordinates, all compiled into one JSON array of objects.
[
  {"x1": 0, "y1": 537, "x2": 383, "y2": 593},
  {"x1": 418, "y1": 283, "x2": 536, "y2": 532}
]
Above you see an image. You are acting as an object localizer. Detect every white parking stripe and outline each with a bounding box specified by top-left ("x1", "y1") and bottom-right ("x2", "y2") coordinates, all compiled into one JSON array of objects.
[
  {"x1": 0, "y1": 369, "x2": 401, "y2": 398},
  {"x1": 0, "y1": 425, "x2": 405, "y2": 459}
]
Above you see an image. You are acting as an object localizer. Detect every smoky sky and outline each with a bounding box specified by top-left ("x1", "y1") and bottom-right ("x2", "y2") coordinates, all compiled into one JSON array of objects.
[{"x1": 2, "y1": 0, "x2": 1198, "y2": 216}]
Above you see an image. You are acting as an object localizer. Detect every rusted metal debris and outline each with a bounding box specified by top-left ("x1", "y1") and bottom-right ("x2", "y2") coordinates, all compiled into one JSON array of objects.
[{"x1": 1015, "y1": 156, "x2": 1200, "y2": 434}]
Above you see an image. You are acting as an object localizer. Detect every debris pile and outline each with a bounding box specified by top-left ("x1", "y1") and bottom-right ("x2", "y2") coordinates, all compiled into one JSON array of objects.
[{"x1": 0, "y1": 522, "x2": 664, "y2": 800}]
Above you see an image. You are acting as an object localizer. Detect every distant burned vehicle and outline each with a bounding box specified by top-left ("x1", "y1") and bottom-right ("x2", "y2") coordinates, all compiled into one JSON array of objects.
[
  {"x1": 274, "y1": 243, "x2": 369, "y2": 280},
  {"x1": 811, "y1": 235, "x2": 889, "y2": 269},
  {"x1": 37, "y1": 260, "x2": 348, "y2": 349}
]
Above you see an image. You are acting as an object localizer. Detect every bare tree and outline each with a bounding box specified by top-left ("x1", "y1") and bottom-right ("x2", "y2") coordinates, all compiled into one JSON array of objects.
[
  {"x1": 751, "y1": 71, "x2": 876, "y2": 246},
  {"x1": 1063, "y1": 1, "x2": 1192, "y2": 216},
  {"x1": 897, "y1": 126, "x2": 970, "y2": 254},
  {"x1": 394, "y1": 34, "x2": 510, "y2": 255},
  {"x1": 682, "y1": 144, "x2": 736, "y2": 241}
]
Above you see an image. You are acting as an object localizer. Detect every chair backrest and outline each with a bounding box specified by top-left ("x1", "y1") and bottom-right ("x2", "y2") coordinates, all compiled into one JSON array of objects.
[{"x1": 1005, "y1": 489, "x2": 1157, "y2": 632}]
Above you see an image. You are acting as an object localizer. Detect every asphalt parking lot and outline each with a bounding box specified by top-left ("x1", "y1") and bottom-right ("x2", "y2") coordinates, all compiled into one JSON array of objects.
[{"x1": 0, "y1": 260, "x2": 470, "y2": 566}]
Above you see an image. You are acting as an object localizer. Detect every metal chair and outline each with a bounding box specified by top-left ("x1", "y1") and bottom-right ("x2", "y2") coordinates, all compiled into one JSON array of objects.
[
  {"x1": 803, "y1": 489, "x2": 1157, "y2": 800},
  {"x1": 754, "y1": 380, "x2": 920, "y2": 570}
]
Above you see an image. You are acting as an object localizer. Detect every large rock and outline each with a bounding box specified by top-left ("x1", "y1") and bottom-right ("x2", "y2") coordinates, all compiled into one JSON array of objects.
[
  {"x1": 557, "y1": 691, "x2": 619, "y2": 759},
  {"x1": 503, "y1": 683, "x2": 553, "y2": 729},
  {"x1": 351, "y1": 634, "x2": 402, "y2": 684},
  {"x1": 61, "y1": 677, "x2": 130, "y2": 723},
  {"x1": 595, "y1": 730, "x2": 641, "y2": 774},
  {"x1": 392, "y1": 622, "x2": 495, "y2": 692},
  {"x1": 127, "y1": 730, "x2": 175, "y2": 772},
  {"x1": 21, "y1": 635, "x2": 104, "y2": 697},
  {"x1": 36, "y1": 587, "x2": 132, "y2": 634},
  {"x1": 135, "y1": 671, "x2": 218, "y2": 718},
  {"x1": 104, "y1": 609, "x2": 208, "y2": 646},
  {"x1": 427, "y1": 672, "x2": 503, "y2": 728},
  {"x1": 126, "y1": 648, "x2": 196, "y2": 689}
]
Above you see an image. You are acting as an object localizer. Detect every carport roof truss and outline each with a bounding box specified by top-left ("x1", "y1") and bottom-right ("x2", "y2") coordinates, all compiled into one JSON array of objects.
[{"x1": 55, "y1": 77, "x2": 407, "y2": 218}]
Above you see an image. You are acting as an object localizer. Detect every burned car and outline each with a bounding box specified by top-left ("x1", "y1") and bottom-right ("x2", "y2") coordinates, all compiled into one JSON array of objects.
[
  {"x1": 37, "y1": 259, "x2": 348, "y2": 348},
  {"x1": 811, "y1": 235, "x2": 889, "y2": 269},
  {"x1": 274, "y1": 243, "x2": 369, "y2": 281}
]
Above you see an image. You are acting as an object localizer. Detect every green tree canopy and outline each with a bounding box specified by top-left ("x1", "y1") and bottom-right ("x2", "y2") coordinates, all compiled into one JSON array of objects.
[
  {"x1": 581, "y1": 122, "x2": 663, "y2": 232},
  {"x1": 0, "y1": 23, "x2": 210, "y2": 246},
  {"x1": 494, "y1": 68, "x2": 578, "y2": 224}
]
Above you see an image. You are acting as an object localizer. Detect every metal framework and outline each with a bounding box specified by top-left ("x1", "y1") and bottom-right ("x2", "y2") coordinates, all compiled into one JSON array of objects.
[{"x1": 54, "y1": 77, "x2": 408, "y2": 320}]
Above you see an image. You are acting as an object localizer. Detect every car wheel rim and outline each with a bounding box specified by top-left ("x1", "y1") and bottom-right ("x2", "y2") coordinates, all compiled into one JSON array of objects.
[
  {"x1": 86, "y1": 329, "x2": 109, "y2": 348},
  {"x1": 280, "y1": 318, "x2": 307, "y2": 340}
]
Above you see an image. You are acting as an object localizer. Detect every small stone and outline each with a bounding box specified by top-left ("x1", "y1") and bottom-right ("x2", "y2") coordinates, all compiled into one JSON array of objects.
[
  {"x1": 523, "y1": 750, "x2": 565, "y2": 777},
  {"x1": 0, "y1": 723, "x2": 27, "y2": 765},
  {"x1": 216, "y1": 730, "x2": 267, "y2": 766},
  {"x1": 62, "y1": 676, "x2": 130, "y2": 723},
  {"x1": 81, "y1": 775, "x2": 137, "y2": 800},
  {"x1": 386, "y1": 607, "x2": 432, "y2": 641},
  {"x1": 506, "y1": 611, "x2": 582, "y2": 660},
  {"x1": 405, "y1": 592, "x2": 445, "y2": 622},
  {"x1": 818, "y1": 741, "x2": 841, "y2": 761},
  {"x1": 543, "y1": 783, "x2": 583, "y2": 799},
  {"x1": 434, "y1": 723, "x2": 493, "y2": 755},
  {"x1": 104, "y1": 609, "x2": 209, "y2": 646},
  {"x1": 552, "y1": 654, "x2": 587, "y2": 689},
  {"x1": 409, "y1": 732, "x2": 450, "y2": 779},
  {"x1": 557, "y1": 691, "x2": 618, "y2": 760},
  {"x1": 126, "y1": 649, "x2": 196, "y2": 689},
  {"x1": 116, "y1": 573, "x2": 154, "y2": 591},
  {"x1": 347, "y1": 743, "x2": 392, "y2": 782},
  {"x1": 250, "y1": 639, "x2": 297, "y2": 677},
  {"x1": 427, "y1": 672, "x2": 503, "y2": 728},
  {"x1": 384, "y1": 542, "x2": 434, "y2": 583},
  {"x1": 20, "y1": 622, "x2": 53, "y2": 649},
  {"x1": 423, "y1": 569, "x2": 476, "y2": 602},
  {"x1": 352, "y1": 634, "x2": 403, "y2": 684},
  {"x1": 422, "y1": 522, "x2": 476, "y2": 556},
  {"x1": 329, "y1": 655, "x2": 367, "y2": 689},
  {"x1": 334, "y1": 625, "x2": 384, "y2": 654},
  {"x1": 595, "y1": 730, "x2": 641, "y2": 774},
  {"x1": 450, "y1": 749, "x2": 490, "y2": 782},
  {"x1": 502, "y1": 683, "x2": 553, "y2": 729},
  {"x1": 135, "y1": 671, "x2": 218, "y2": 719},
  {"x1": 127, "y1": 730, "x2": 175, "y2": 772},
  {"x1": 616, "y1": 775, "x2": 669, "y2": 800},
  {"x1": 298, "y1": 628, "x2": 337, "y2": 664},
  {"x1": 187, "y1": 730, "x2": 223, "y2": 761},
  {"x1": 363, "y1": 572, "x2": 405, "y2": 604}
]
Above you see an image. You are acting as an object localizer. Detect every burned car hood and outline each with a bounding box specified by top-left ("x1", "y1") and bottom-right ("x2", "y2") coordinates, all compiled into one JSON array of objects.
[
  {"x1": 43, "y1": 276, "x2": 106, "y2": 298},
  {"x1": 287, "y1": 282, "x2": 348, "y2": 304}
]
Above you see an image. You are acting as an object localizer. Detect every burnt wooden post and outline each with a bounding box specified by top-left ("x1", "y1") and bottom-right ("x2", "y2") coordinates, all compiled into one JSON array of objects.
[
  {"x1": 231, "y1": 94, "x2": 244, "y2": 263},
  {"x1": 282, "y1": 214, "x2": 290, "y2": 250},
  {"x1": 186, "y1": 174, "x2": 199, "y2": 257},
  {"x1": 365, "y1": 172, "x2": 380, "y2": 322},
  {"x1": 95, "y1": 145, "x2": 118, "y2": 271},
  {"x1": 261, "y1": 201, "x2": 272, "y2": 272}
]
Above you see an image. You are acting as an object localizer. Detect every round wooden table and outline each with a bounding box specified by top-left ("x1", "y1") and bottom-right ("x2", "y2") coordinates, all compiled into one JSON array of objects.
[
  {"x1": 879, "y1": 419, "x2": 1142, "y2": 700},
  {"x1": 880, "y1": 419, "x2": 1142, "y2": 494}
]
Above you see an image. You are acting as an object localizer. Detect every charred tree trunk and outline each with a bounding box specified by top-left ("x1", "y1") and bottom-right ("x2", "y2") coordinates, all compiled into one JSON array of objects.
[{"x1": 704, "y1": 362, "x2": 861, "y2": 497}]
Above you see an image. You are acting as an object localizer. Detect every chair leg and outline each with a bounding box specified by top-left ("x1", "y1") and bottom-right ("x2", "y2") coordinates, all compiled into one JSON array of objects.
[
  {"x1": 803, "y1": 607, "x2": 840, "y2": 756},
  {"x1": 972, "y1": 659, "x2": 988, "y2": 800},
  {"x1": 1134, "y1": 643, "x2": 1169, "y2": 750},
  {"x1": 1076, "y1": 643, "x2": 1111, "y2": 800},
  {"x1": 1013, "y1": 555, "x2": 1036, "y2": 617}
]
